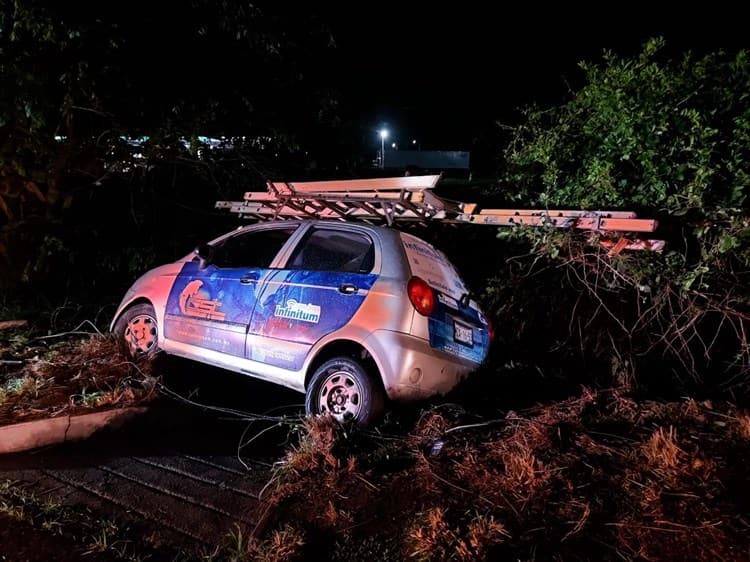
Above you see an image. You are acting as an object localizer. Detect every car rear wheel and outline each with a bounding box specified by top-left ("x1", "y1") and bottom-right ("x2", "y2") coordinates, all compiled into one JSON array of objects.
[
  {"x1": 305, "y1": 357, "x2": 384, "y2": 426},
  {"x1": 113, "y1": 303, "x2": 159, "y2": 358}
]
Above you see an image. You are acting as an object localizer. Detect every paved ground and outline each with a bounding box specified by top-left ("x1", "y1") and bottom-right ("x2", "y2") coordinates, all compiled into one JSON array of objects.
[{"x1": 0, "y1": 358, "x2": 305, "y2": 550}]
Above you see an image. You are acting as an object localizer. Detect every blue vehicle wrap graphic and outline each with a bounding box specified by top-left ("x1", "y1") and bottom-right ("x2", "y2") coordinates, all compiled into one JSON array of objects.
[
  {"x1": 248, "y1": 270, "x2": 378, "y2": 369},
  {"x1": 427, "y1": 293, "x2": 489, "y2": 364},
  {"x1": 164, "y1": 261, "x2": 268, "y2": 356},
  {"x1": 246, "y1": 339, "x2": 309, "y2": 371}
]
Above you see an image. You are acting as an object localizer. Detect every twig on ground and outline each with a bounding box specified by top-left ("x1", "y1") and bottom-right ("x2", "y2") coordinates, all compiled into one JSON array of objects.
[
  {"x1": 30, "y1": 320, "x2": 104, "y2": 342},
  {"x1": 443, "y1": 419, "x2": 506, "y2": 435}
]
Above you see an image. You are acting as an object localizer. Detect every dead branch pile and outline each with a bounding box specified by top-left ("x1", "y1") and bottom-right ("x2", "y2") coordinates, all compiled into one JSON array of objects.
[{"x1": 477, "y1": 232, "x2": 750, "y2": 399}]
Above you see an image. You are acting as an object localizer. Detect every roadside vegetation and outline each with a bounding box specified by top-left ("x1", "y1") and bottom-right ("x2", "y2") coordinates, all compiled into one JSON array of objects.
[
  {"x1": 241, "y1": 387, "x2": 750, "y2": 561},
  {"x1": 0, "y1": 330, "x2": 156, "y2": 425},
  {"x1": 482, "y1": 39, "x2": 750, "y2": 398},
  {"x1": 1, "y1": 4, "x2": 749, "y2": 558}
]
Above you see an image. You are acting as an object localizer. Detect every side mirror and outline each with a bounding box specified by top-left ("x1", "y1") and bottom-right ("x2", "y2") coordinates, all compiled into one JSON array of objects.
[{"x1": 194, "y1": 243, "x2": 214, "y2": 269}]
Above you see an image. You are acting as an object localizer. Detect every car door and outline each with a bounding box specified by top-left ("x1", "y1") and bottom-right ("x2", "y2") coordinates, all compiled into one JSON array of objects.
[
  {"x1": 246, "y1": 225, "x2": 379, "y2": 370},
  {"x1": 163, "y1": 225, "x2": 298, "y2": 357}
]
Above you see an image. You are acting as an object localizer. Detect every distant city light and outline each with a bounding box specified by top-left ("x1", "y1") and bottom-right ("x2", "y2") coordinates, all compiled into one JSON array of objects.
[
  {"x1": 379, "y1": 129, "x2": 389, "y2": 169},
  {"x1": 412, "y1": 139, "x2": 417, "y2": 145},
  {"x1": 391, "y1": 142, "x2": 397, "y2": 148}
]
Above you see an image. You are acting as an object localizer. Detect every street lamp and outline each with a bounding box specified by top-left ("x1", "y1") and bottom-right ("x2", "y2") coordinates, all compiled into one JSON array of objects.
[{"x1": 379, "y1": 129, "x2": 389, "y2": 168}]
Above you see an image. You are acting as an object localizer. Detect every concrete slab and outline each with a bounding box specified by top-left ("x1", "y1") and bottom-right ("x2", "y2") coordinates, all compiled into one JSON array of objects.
[
  {"x1": 0, "y1": 401, "x2": 282, "y2": 550},
  {"x1": 0, "y1": 408, "x2": 149, "y2": 454}
]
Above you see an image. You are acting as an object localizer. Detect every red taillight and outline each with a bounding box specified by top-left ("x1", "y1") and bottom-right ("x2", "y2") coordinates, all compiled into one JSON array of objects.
[
  {"x1": 408, "y1": 276, "x2": 435, "y2": 316},
  {"x1": 487, "y1": 317, "x2": 495, "y2": 342}
]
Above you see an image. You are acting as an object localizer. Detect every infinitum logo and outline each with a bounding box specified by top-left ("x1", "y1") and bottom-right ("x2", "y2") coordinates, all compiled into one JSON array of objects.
[{"x1": 274, "y1": 299, "x2": 321, "y2": 324}]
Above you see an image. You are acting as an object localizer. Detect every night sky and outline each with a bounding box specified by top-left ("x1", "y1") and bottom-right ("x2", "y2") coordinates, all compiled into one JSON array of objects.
[{"x1": 320, "y1": 4, "x2": 749, "y2": 153}]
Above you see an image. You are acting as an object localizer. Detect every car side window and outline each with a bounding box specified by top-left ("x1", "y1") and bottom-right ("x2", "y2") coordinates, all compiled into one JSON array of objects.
[
  {"x1": 211, "y1": 227, "x2": 297, "y2": 268},
  {"x1": 288, "y1": 228, "x2": 374, "y2": 273}
]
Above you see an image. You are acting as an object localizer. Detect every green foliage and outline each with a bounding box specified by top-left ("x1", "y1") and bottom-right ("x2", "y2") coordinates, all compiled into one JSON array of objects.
[
  {"x1": 491, "y1": 40, "x2": 750, "y2": 390},
  {"x1": 504, "y1": 40, "x2": 750, "y2": 297},
  {"x1": 70, "y1": 388, "x2": 105, "y2": 408},
  {"x1": 506, "y1": 38, "x2": 750, "y2": 213},
  {"x1": 0, "y1": 1, "x2": 338, "y2": 293}
]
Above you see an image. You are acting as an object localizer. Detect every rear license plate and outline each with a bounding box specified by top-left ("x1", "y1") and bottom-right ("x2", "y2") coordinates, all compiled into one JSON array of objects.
[{"x1": 454, "y1": 321, "x2": 473, "y2": 347}]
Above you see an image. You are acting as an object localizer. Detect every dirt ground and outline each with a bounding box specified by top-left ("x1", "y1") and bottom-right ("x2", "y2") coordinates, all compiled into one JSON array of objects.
[{"x1": 0, "y1": 513, "x2": 101, "y2": 562}]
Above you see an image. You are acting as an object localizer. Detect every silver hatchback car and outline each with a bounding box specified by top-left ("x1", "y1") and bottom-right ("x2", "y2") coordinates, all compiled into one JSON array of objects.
[{"x1": 112, "y1": 220, "x2": 491, "y2": 424}]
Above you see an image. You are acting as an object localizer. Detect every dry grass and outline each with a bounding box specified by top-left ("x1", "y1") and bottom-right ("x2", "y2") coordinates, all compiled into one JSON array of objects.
[
  {"x1": 0, "y1": 335, "x2": 156, "y2": 425},
  {"x1": 406, "y1": 507, "x2": 455, "y2": 561},
  {"x1": 502, "y1": 443, "x2": 540, "y2": 487},
  {"x1": 282, "y1": 416, "x2": 342, "y2": 472},
  {"x1": 407, "y1": 508, "x2": 510, "y2": 561},
  {"x1": 251, "y1": 388, "x2": 750, "y2": 561},
  {"x1": 460, "y1": 514, "x2": 509, "y2": 559},
  {"x1": 736, "y1": 413, "x2": 750, "y2": 439},
  {"x1": 242, "y1": 524, "x2": 305, "y2": 562},
  {"x1": 255, "y1": 415, "x2": 361, "y2": 545},
  {"x1": 643, "y1": 426, "x2": 683, "y2": 469}
]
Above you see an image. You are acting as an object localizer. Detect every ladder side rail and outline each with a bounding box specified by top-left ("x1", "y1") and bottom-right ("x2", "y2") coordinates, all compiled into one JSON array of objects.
[
  {"x1": 478, "y1": 208, "x2": 638, "y2": 219},
  {"x1": 276, "y1": 175, "x2": 441, "y2": 194},
  {"x1": 458, "y1": 213, "x2": 657, "y2": 232},
  {"x1": 243, "y1": 191, "x2": 280, "y2": 202}
]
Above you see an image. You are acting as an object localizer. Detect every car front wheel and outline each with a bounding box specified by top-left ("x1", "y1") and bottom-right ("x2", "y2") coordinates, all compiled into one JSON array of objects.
[
  {"x1": 113, "y1": 303, "x2": 159, "y2": 358},
  {"x1": 305, "y1": 357, "x2": 384, "y2": 426}
]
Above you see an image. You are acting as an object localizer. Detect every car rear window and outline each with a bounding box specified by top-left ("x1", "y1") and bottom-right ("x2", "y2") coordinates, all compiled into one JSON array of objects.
[{"x1": 400, "y1": 232, "x2": 468, "y2": 299}]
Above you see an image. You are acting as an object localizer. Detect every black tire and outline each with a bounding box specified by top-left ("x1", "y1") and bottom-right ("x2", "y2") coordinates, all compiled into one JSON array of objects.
[
  {"x1": 113, "y1": 303, "x2": 159, "y2": 358},
  {"x1": 305, "y1": 357, "x2": 384, "y2": 426}
]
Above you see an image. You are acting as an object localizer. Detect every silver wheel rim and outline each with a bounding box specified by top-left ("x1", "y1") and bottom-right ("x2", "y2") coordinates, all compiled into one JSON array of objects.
[
  {"x1": 317, "y1": 370, "x2": 361, "y2": 421},
  {"x1": 124, "y1": 314, "x2": 157, "y2": 355}
]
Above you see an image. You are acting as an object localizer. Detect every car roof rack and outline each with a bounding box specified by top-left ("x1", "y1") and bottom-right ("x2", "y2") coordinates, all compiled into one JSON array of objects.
[{"x1": 215, "y1": 175, "x2": 664, "y2": 252}]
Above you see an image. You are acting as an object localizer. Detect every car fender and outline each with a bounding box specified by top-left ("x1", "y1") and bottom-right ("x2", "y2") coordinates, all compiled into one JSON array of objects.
[
  {"x1": 110, "y1": 261, "x2": 188, "y2": 337},
  {"x1": 300, "y1": 323, "x2": 386, "y2": 387}
]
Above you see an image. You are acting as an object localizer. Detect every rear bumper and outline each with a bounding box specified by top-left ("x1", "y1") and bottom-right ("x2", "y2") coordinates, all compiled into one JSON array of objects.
[{"x1": 364, "y1": 329, "x2": 480, "y2": 401}]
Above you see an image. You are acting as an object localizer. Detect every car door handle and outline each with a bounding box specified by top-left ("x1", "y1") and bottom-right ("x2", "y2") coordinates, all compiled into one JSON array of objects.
[
  {"x1": 240, "y1": 273, "x2": 259, "y2": 284},
  {"x1": 338, "y1": 283, "x2": 358, "y2": 295}
]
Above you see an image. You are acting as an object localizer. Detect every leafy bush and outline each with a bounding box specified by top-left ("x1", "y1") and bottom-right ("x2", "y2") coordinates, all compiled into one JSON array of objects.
[{"x1": 487, "y1": 39, "x2": 750, "y2": 392}]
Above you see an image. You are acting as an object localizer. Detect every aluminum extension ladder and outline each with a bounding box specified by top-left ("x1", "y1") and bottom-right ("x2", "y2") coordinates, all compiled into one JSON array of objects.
[{"x1": 216, "y1": 175, "x2": 664, "y2": 252}]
